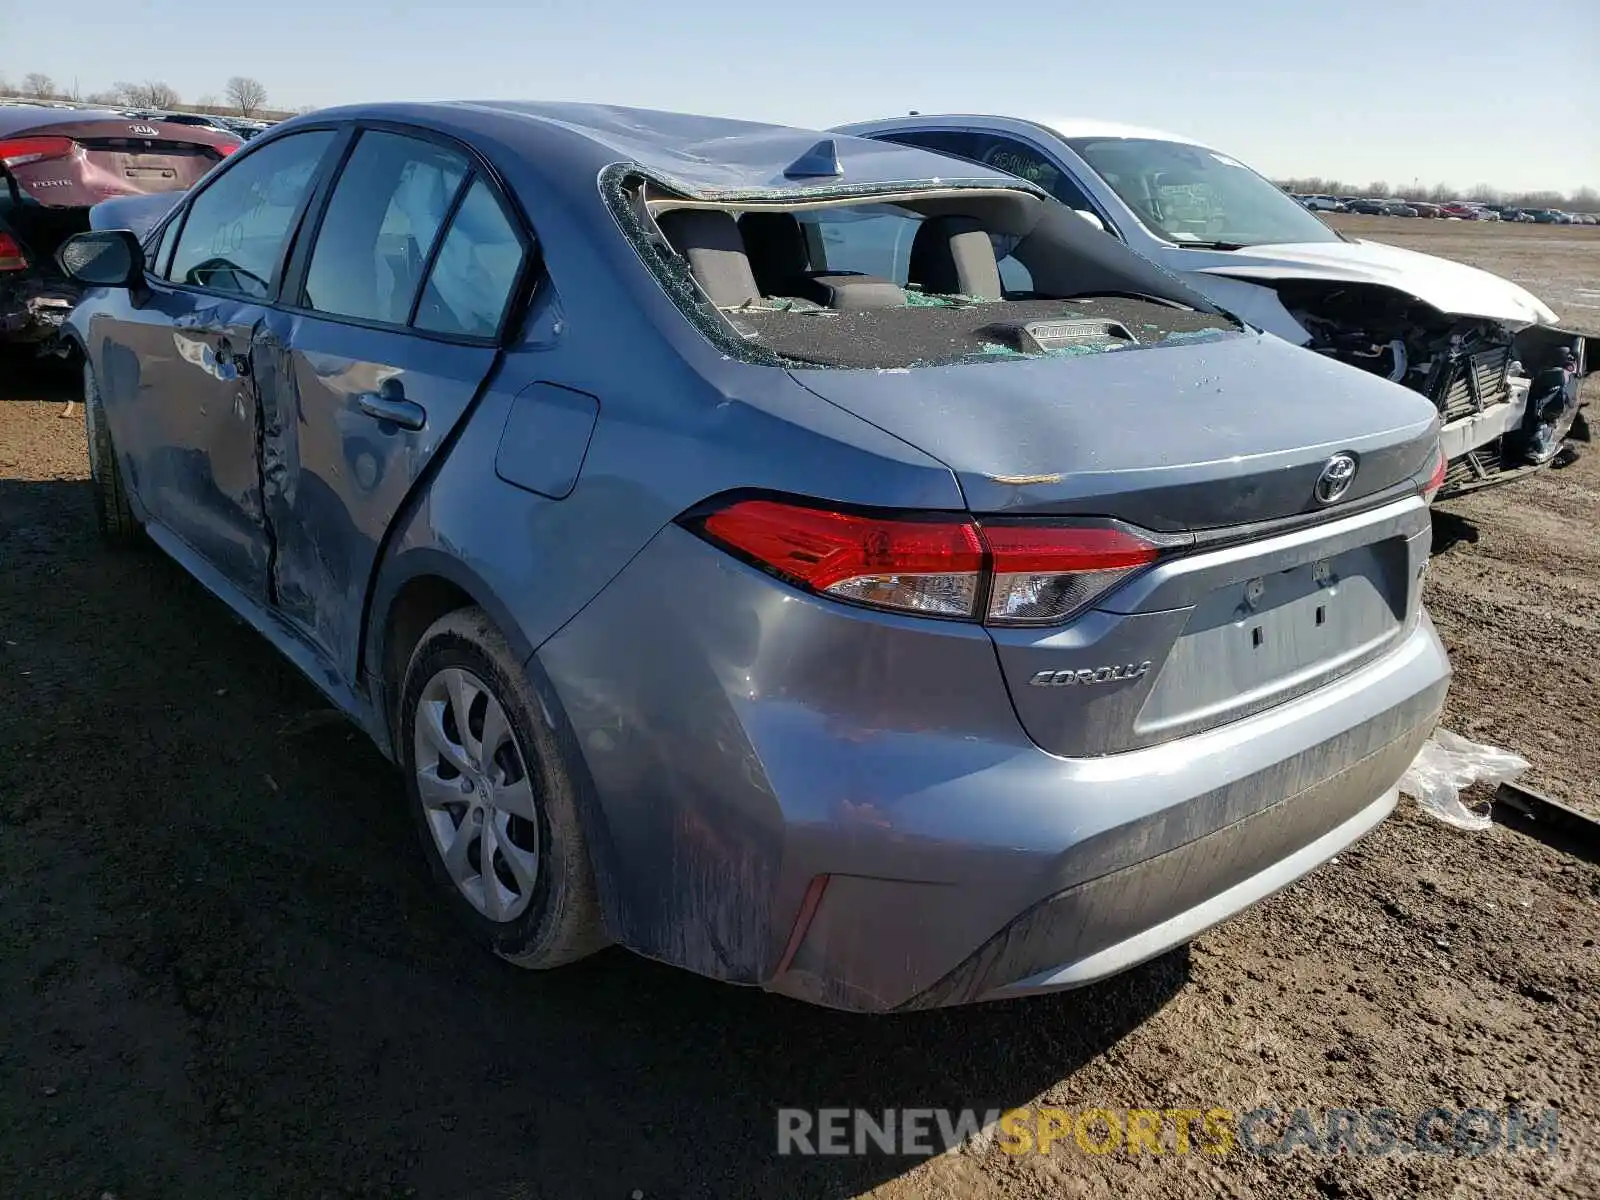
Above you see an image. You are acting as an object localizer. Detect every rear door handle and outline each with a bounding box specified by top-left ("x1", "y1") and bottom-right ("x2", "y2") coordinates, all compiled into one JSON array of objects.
[{"x1": 356, "y1": 390, "x2": 426, "y2": 431}]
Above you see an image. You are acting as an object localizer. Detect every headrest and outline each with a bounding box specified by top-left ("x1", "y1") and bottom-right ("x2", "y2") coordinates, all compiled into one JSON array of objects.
[
  {"x1": 655, "y1": 208, "x2": 760, "y2": 307},
  {"x1": 908, "y1": 215, "x2": 1003, "y2": 300},
  {"x1": 738, "y1": 211, "x2": 811, "y2": 294}
]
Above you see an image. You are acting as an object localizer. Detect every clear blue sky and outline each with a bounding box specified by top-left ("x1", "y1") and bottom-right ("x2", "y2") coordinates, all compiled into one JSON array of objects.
[{"x1": 3, "y1": 0, "x2": 1594, "y2": 194}]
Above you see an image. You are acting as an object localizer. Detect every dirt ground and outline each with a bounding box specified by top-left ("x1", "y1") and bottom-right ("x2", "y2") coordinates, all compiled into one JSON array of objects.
[{"x1": 2, "y1": 221, "x2": 1597, "y2": 1200}]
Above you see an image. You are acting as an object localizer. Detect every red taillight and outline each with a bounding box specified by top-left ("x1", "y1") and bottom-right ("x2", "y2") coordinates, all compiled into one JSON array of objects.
[
  {"x1": 0, "y1": 136, "x2": 76, "y2": 168},
  {"x1": 217, "y1": 141, "x2": 240, "y2": 156},
  {"x1": 701, "y1": 500, "x2": 984, "y2": 619},
  {"x1": 1421, "y1": 443, "x2": 1447, "y2": 504},
  {"x1": 696, "y1": 498, "x2": 1158, "y2": 625},
  {"x1": 0, "y1": 231, "x2": 28, "y2": 272}
]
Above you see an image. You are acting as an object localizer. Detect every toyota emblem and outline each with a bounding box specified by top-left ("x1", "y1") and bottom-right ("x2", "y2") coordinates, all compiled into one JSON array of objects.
[{"x1": 1315, "y1": 453, "x2": 1358, "y2": 504}]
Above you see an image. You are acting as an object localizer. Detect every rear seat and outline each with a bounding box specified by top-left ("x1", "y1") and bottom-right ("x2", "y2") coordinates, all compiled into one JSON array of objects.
[
  {"x1": 661, "y1": 206, "x2": 1003, "y2": 310},
  {"x1": 654, "y1": 209, "x2": 761, "y2": 307},
  {"x1": 907, "y1": 216, "x2": 1003, "y2": 300}
]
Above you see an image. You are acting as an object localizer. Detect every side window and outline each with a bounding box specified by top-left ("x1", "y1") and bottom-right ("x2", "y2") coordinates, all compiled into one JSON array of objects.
[
  {"x1": 878, "y1": 129, "x2": 982, "y2": 160},
  {"x1": 412, "y1": 178, "x2": 525, "y2": 339},
  {"x1": 965, "y1": 133, "x2": 1097, "y2": 212},
  {"x1": 303, "y1": 131, "x2": 469, "y2": 324},
  {"x1": 798, "y1": 206, "x2": 921, "y2": 282},
  {"x1": 167, "y1": 131, "x2": 335, "y2": 298}
]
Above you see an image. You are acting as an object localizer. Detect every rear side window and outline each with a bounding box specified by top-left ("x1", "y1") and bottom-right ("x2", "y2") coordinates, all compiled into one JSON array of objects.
[
  {"x1": 412, "y1": 178, "x2": 524, "y2": 338},
  {"x1": 962, "y1": 134, "x2": 1097, "y2": 212},
  {"x1": 167, "y1": 131, "x2": 335, "y2": 298},
  {"x1": 303, "y1": 131, "x2": 469, "y2": 324},
  {"x1": 882, "y1": 129, "x2": 1099, "y2": 215},
  {"x1": 879, "y1": 129, "x2": 983, "y2": 159}
]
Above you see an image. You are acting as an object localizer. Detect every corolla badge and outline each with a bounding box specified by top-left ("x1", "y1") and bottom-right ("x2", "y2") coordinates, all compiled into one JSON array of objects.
[
  {"x1": 1030, "y1": 662, "x2": 1152, "y2": 687},
  {"x1": 1315, "y1": 453, "x2": 1358, "y2": 504},
  {"x1": 129, "y1": 124, "x2": 159, "y2": 137}
]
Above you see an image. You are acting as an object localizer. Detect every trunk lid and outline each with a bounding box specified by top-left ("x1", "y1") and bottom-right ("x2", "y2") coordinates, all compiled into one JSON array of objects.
[
  {"x1": 3, "y1": 117, "x2": 232, "y2": 209},
  {"x1": 787, "y1": 329, "x2": 1440, "y2": 529},
  {"x1": 788, "y1": 329, "x2": 1440, "y2": 757}
]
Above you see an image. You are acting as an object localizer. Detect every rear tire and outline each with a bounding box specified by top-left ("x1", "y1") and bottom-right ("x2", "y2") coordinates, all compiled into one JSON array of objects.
[
  {"x1": 399, "y1": 607, "x2": 608, "y2": 968},
  {"x1": 82, "y1": 361, "x2": 140, "y2": 547}
]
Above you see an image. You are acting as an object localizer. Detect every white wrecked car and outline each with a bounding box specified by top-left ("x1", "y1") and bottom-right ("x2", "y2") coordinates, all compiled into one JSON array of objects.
[{"x1": 836, "y1": 115, "x2": 1593, "y2": 496}]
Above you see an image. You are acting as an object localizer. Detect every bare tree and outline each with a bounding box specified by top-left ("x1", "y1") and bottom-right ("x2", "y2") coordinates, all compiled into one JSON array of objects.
[
  {"x1": 1467, "y1": 183, "x2": 1501, "y2": 203},
  {"x1": 226, "y1": 77, "x2": 268, "y2": 117},
  {"x1": 113, "y1": 80, "x2": 181, "y2": 108},
  {"x1": 195, "y1": 93, "x2": 220, "y2": 110},
  {"x1": 22, "y1": 72, "x2": 58, "y2": 98},
  {"x1": 1364, "y1": 181, "x2": 1392, "y2": 198},
  {"x1": 85, "y1": 91, "x2": 123, "y2": 106}
]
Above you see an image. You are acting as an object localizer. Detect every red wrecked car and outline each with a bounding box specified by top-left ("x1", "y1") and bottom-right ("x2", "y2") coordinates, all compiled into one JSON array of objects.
[{"x1": 0, "y1": 102, "x2": 237, "y2": 344}]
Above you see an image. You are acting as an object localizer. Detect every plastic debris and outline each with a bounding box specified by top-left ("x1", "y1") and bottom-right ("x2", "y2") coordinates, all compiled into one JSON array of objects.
[{"x1": 1399, "y1": 729, "x2": 1530, "y2": 831}]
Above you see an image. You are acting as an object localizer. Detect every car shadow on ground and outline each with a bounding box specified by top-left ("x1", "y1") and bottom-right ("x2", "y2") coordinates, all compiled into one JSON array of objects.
[
  {"x1": 1430, "y1": 507, "x2": 1480, "y2": 555},
  {"x1": 0, "y1": 471, "x2": 1189, "y2": 1199},
  {"x1": 0, "y1": 346, "x2": 77, "y2": 404}
]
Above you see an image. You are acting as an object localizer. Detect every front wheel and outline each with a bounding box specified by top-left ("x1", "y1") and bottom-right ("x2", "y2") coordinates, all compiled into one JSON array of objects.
[
  {"x1": 399, "y1": 607, "x2": 608, "y2": 968},
  {"x1": 82, "y1": 361, "x2": 140, "y2": 546}
]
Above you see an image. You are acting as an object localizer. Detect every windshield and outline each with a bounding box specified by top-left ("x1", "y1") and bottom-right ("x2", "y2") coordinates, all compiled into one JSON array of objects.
[{"x1": 1065, "y1": 137, "x2": 1341, "y2": 248}]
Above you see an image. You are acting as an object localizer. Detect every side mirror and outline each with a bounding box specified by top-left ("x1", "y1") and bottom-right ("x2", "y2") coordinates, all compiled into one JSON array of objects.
[
  {"x1": 1073, "y1": 209, "x2": 1106, "y2": 233},
  {"x1": 57, "y1": 229, "x2": 145, "y2": 288}
]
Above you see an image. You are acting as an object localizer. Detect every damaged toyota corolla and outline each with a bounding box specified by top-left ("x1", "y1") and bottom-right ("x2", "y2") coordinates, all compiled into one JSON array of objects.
[
  {"x1": 58, "y1": 102, "x2": 1451, "y2": 1012},
  {"x1": 837, "y1": 115, "x2": 1595, "y2": 496}
]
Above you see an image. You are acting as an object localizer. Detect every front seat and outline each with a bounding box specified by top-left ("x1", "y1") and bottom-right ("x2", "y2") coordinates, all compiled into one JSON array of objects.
[{"x1": 906, "y1": 216, "x2": 1003, "y2": 300}]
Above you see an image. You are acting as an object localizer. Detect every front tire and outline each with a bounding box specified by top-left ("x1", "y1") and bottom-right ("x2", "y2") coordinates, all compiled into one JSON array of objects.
[
  {"x1": 82, "y1": 361, "x2": 139, "y2": 546},
  {"x1": 399, "y1": 607, "x2": 608, "y2": 968}
]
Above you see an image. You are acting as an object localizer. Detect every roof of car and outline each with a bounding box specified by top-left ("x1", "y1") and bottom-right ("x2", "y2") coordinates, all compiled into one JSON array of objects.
[
  {"x1": 1024, "y1": 117, "x2": 1208, "y2": 146},
  {"x1": 835, "y1": 113, "x2": 1211, "y2": 149},
  {"x1": 284, "y1": 101, "x2": 1031, "y2": 198}
]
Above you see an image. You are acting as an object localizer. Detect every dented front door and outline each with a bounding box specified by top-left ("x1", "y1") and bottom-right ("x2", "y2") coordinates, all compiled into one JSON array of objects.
[{"x1": 131, "y1": 292, "x2": 274, "y2": 596}]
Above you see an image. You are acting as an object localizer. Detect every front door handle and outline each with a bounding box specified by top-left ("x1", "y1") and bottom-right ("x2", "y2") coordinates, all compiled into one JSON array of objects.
[{"x1": 356, "y1": 389, "x2": 426, "y2": 431}]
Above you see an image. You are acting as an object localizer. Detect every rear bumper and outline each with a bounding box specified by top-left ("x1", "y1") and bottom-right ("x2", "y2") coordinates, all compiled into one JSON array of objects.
[{"x1": 537, "y1": 526, "x2": 1450, "y2": 1013}]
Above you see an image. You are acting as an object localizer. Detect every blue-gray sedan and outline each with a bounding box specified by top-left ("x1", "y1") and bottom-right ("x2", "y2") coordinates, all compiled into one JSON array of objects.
[{"x1": 56, "y1": 102, "x2": 1450, "y2": 1011}]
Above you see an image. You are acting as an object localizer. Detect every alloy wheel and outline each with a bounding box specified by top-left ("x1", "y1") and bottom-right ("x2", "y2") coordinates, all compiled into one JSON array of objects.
[{"x1": 412, "y1": 667, "x2": 541, "y2": 922}]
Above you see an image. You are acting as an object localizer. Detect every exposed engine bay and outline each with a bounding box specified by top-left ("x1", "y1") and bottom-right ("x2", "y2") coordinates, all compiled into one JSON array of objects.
[{"x1": 1272, "y1": 280, "x2": 1589, "y2": 496}]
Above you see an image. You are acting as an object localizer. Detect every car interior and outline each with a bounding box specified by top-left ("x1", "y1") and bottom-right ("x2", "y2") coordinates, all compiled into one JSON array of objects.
[{"x1": 639, "y1": 187, "x2": 1237, "y2": 369}]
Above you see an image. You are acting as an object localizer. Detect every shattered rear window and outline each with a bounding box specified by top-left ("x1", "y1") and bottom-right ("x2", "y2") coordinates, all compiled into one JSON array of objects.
[{"x1": 605, "y1": 169, "x2": 1238, "y2": 370}]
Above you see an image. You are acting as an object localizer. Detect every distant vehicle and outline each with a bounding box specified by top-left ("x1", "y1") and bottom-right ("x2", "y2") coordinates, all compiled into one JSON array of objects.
[
  {"x1": 0, "y1": 104, "x2": 238, "y2": 344},
  {"x1": 1528, "y1": 209, "x2": 1567, "y2": 224},
  {"x1": 1299, "y1": 194, "x2": 1346, "y2": 212},
  {"x1": 1387, "y1": 202, "x2": 1419, "y2": 218},
  {"x1": 123, "y1": 109, "x2": 234, "y2": 134},
  {"x1": 208, "y1": 115, "x2": 274, "y2": 140},
  {"x1": 1408, "y1": 201, "x2": 1442, "y2": 218},
  {"x1": 1345, "y1": 198, "x2": 1391, "y2": 215},
  {"x1": 1500, "y1": 208, "x2": 1536, "y2": 223},
  {"x1": 1439, "y1": 203, "x2": 1480, "y2": 220},
  {"x1": 837, "y1": 112, "x2": 1595, "y2": 497},
  {"x1": 56, "y1": 102, "x2": 1461, "y2": 1011}
]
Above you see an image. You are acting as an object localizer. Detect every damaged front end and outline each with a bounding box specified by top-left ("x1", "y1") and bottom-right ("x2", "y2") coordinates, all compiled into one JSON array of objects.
[{"x1": 1270, "y1": 280, "x2": 1592, "y2": 498}]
